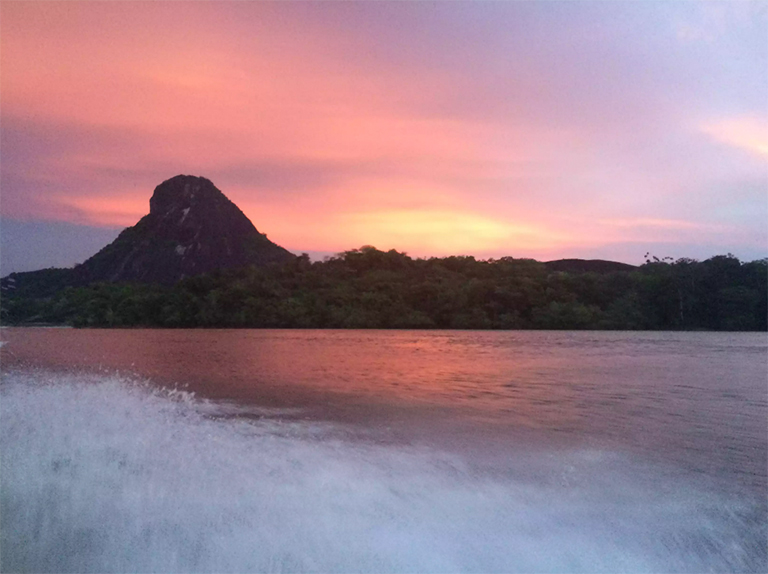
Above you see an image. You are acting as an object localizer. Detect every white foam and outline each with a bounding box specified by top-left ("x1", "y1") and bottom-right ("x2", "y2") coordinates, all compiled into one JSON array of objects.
[{"x1": 1, "y1": 369, "x2": 764, "y2": 573}]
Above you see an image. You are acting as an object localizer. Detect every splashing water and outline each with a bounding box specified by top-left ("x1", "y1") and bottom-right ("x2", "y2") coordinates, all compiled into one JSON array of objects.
[{"x1": 1, "y1": 368, "x2": 765, "y2": 573}]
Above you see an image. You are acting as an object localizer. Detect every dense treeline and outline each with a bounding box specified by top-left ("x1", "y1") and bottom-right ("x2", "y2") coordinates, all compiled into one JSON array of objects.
[{"x1": 2, "y1": 247, "x2": 766, "y2": 330}]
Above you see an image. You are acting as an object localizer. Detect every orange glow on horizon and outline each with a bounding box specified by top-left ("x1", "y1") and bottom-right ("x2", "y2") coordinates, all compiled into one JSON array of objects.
[{"x1": 339, "y1": 209, "x2": 556, "y2": 254}]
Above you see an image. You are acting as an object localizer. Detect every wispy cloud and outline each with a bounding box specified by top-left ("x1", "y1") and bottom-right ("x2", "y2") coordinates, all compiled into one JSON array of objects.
[
  {"x1": 600, "y1": 218, "x2": 718, "y2": 231},
  {"x1": 701, "y1": 116, "x2": 768, "y2": 159}
]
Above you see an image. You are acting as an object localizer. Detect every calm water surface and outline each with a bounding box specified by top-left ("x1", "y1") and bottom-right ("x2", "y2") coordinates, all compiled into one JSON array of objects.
[{"x1": 1, "y1": 328, "x2": 766, "y2": 572}]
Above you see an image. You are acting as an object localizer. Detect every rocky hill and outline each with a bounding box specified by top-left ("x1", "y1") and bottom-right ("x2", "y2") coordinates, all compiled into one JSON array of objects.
[{"x1": 76, "y1": 175, "x2": 294, "y2": 284}]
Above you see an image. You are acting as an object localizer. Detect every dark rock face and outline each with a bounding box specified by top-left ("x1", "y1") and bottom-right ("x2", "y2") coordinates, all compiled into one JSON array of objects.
[{"x1": 78, "y1": 175, "x2": 294, "y2": 284}]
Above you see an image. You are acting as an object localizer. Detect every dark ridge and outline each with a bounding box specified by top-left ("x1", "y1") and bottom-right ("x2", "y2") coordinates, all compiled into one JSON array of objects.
[
  {"x1": 0, "y1": 268, "x2": 76, "y2": 299},
  {"x1": 544, "y1": 259, "x2": 637, "y2": 274}
]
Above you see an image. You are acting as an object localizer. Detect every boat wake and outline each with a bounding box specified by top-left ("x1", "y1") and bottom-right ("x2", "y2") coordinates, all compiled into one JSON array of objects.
[{"x1": 1, "y1": 368, "x2": 765, "y2": 573}]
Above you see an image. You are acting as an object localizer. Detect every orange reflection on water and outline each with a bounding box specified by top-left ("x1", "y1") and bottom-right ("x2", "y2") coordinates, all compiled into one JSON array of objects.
[
  {"x1": 0, "y1": 328, "x2": 583, "y2": 431},
  {"x1": 3, "y1": 327, "x2": 767, "y2": 493}
]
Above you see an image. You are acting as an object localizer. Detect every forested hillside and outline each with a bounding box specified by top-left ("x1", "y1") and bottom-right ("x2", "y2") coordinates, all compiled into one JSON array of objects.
[{"x1": 2, "y1": 247, "x2": 765, "y2": 330}]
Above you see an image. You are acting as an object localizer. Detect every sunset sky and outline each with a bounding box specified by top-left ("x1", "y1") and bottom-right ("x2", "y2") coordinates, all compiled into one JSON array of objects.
[{"x1": 1, "y1": 1, "x2": 766, "y2": 274}]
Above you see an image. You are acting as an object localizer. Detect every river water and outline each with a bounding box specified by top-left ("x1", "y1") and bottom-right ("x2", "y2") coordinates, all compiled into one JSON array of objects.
[{"x1": 1, "y1": 328, "x2": 766, "y2": 572}]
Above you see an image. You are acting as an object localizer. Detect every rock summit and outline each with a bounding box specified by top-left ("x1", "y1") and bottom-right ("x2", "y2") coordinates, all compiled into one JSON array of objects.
[{"x1": 79, "y1": 175, "x2": 294, "y2": 284}]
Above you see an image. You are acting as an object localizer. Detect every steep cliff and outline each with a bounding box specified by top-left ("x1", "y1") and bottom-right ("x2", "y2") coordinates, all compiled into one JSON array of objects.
[{"x1": 78, "y1": 175, "x2": 294, "y2": 284}]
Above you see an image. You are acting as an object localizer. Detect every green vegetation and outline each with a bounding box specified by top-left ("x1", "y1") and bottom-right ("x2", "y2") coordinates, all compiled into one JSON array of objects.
[{"x1": 2, "y1": 247, "x2": 766, "y2": 330}]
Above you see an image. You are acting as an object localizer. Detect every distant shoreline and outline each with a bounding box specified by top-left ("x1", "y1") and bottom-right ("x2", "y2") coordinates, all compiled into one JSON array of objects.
[
  {"x1": 1, "y1": 325, "x2": 762, "y2": 333},
  {"x1": 2, "y1": 250, "x2": 766, "y2": 331}
]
